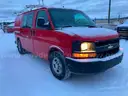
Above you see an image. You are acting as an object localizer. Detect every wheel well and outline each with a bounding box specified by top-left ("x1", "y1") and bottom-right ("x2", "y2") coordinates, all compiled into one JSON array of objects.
[{"x1": 48, "y1": 48, "x2": 64, "y2": 60}]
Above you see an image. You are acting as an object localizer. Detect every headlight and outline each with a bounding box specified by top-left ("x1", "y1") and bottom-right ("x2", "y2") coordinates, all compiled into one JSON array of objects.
[
  {"x1": 81, "y1": 42, "x2": 95, "y2": 52},
  {"x1": 72, "y1": 41, "x2": 96, "y2": 58}
]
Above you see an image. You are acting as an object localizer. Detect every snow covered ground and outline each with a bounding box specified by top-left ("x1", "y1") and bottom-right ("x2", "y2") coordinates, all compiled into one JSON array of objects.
[{"x1": 0, "y1": 29, "x2": 128, "y2": 96}]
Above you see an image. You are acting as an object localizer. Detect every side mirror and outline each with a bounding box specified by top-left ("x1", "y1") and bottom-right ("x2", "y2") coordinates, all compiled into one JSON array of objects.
[
  {"x1": 92, "y1": 19, "x2": 96, "y2": 24},
  {"x1": 37, "y1": 18, "x2": 45, "y2": 28},
  {"x1": 37, "y1": 18, "x2": 50, "y2": 29}
]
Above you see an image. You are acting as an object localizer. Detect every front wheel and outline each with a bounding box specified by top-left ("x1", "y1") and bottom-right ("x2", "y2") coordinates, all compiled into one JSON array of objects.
[{"x1": 49, "y1": 51, "x2": 71, "y2": 80}]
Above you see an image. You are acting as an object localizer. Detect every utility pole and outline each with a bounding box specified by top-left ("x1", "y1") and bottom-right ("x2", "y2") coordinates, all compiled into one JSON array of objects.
[{"x1": 108, "y1": 0, "x2": 111, "y2": 24}]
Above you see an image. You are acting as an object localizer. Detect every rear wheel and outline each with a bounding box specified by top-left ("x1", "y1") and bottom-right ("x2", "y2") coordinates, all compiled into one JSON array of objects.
[
  {"x1": 17, "y1": 39, "x2": 26, "y2": 54},
  {"x1": 49, "y1": 51, "x2": 71, "y2": 80}
]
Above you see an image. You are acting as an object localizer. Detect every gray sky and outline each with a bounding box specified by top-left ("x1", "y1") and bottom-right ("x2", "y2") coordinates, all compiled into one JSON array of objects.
[{"x1": 0, "y1": 0, "x2": 128, "y2": 21}]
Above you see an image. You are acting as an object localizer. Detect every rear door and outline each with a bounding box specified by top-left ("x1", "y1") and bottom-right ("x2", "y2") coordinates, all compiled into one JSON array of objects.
[
  {"x1": 26, "y1": 12, "x2": 35, "y2": 52},
  {"x1": 21, "y1": 12, "x2": 34, "y2": 52}
]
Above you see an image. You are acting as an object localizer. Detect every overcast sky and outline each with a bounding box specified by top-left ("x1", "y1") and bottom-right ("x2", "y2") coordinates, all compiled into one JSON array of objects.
[{"x1": 0, "y1": 0, "x2": 128, "y2": 21}]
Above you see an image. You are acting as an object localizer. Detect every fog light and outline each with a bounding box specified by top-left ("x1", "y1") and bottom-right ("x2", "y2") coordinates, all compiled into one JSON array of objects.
[{"x1": 73, "y1": 53, "x2": 96, "y2": 58}]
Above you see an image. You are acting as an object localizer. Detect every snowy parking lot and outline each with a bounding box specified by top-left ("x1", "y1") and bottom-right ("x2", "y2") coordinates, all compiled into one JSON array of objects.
[{"x1": 0, "y1": 29, "x2": 128, "y2": 96}]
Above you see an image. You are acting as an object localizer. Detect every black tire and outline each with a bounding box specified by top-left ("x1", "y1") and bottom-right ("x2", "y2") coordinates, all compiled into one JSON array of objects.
[
  {"x1": 49, "y1": 51, "x2": 71, "y2": 80},
  {"x1": 17, "y1": 39, "x2": 26, "y2": 55}
]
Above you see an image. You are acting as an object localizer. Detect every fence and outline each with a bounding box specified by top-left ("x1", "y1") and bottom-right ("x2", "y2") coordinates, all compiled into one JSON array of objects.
[{"x1": 94, "y1": 17, "x2": 128, "y2": 25}]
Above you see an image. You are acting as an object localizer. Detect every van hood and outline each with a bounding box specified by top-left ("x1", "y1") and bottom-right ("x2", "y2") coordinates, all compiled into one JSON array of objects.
[
  {"x1": 117, "y1": 24, "x2": 128, "y2": 27},
  {"x1": 56, "y1": 27, "x2": 118, "y2": 38}
]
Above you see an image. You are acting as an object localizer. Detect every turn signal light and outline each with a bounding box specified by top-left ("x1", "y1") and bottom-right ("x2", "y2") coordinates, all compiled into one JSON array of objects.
[{"x1": 73, "y1": 53, "x2": 97, "y2": 58}]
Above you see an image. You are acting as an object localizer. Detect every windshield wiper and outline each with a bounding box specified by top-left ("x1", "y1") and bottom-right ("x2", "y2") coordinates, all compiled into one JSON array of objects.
[
  {"x1": 84, "y1": 25, "x2": 96, "y2": 27},
  {"x1": 62, "y1": 25, "x2": 73, "y2": 28},
  {"x1": 56, "y1": 25, "x2": 96, "y2": 30}
]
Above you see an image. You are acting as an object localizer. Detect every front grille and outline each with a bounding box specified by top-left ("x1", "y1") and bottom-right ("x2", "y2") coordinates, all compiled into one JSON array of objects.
[
  {"x1": 117, "y1": 27, "x2": 128, "y2": 33},
  {"x1": 95, "y1": 38, "x2": 119, "y2": 58},
  {"x1": 96, "y1": 48, "x2": 119, "y2": 58},
  {"x1": 95, "y1": 38, "x2": 119, "y2": 47}
]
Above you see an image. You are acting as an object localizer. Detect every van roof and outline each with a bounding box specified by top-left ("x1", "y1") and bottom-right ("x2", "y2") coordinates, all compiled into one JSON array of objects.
[{"x1": 19, "y1": 7, "x2": 80, "y2": 15}]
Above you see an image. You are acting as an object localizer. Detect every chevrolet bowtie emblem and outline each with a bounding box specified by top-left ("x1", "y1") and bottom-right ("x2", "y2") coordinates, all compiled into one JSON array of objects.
[{"x1": 108, "y1": 44, "x2": 113, "y2": 49}]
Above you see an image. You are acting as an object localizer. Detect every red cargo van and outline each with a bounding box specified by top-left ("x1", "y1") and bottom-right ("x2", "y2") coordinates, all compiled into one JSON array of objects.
[{"x1": 14, "y1": 7, "x2": 123, "y2": 80}]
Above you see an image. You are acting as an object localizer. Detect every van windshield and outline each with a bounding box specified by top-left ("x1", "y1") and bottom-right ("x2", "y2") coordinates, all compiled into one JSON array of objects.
[{"x1": 49, "y1": 8, "x2": 96, "y2": 28}]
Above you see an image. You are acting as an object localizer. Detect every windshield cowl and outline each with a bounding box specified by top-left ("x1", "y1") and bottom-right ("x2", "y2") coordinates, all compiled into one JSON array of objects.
[{"x1": 55, "y1": 25, "x2": 96, "y2": 30}]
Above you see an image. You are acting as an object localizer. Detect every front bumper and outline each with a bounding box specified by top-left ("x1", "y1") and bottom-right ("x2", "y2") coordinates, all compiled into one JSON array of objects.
[{"x1": 66, "y1": 50, "x2": 123, "y2": 74}]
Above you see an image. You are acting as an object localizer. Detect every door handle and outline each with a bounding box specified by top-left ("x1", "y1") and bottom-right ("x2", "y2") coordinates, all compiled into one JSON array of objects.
[
  {"x1": 14, "y1": 31, "x2": 20, "y2": 34},
  {"x1": 31, "y1": 30, "x2": 35, "y2": 36},
  {"x1": 26, "y1": 36, "x2": 29, "y2": 38}
]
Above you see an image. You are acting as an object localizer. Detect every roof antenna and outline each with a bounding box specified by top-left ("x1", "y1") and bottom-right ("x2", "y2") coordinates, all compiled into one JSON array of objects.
[
  {"x1": 41, "y1": 0, "x2": 44, "y2": 6},
  {"x1": 62, "y1": 3, "x2": 64, "y2": 8},
  {"x1": 38, "y1": 0, "x2": 41, "y2": 5}
]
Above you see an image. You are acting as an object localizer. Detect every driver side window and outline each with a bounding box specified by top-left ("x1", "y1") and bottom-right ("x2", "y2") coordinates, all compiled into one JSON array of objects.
[{"x1": 36, "y1": 10, "x2": 49, "y2": 28}]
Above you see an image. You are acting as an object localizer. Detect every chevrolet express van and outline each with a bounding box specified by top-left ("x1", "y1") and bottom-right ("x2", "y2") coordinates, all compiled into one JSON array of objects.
[{"x1": 14, "y1": 7, "x2": 123, "y2": 80}]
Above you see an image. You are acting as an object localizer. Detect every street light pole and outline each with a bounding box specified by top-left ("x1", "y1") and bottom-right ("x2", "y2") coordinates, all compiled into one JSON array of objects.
[{"x1": 108, "y1": 0, "x2": 111, "y2": 24}]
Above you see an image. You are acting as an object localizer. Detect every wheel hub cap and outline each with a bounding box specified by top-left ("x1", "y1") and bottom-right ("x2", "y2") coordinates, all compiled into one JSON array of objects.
[
  {"x1": 18, "y1": 42, "x2": 21, "y2": 51},
  {"x1": 52, "y1": 57, "x2": 62, "y2": 75}
]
